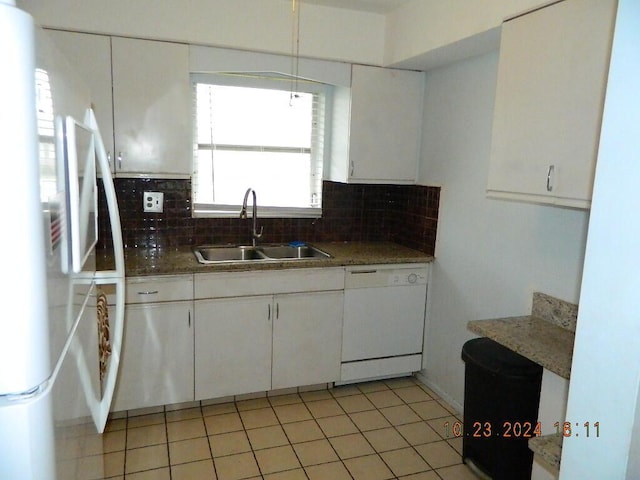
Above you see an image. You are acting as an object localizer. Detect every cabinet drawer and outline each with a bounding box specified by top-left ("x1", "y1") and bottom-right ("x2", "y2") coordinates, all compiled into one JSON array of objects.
[
  {"x1": 126, "y1": 275, "x2": 193, "y2": 304},
  {"x1": 194, "y1": 267, "x2": 344, "y2": 299}
]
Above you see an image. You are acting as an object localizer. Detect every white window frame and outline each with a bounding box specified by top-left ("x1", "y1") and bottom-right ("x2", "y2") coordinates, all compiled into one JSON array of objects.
[{"x1": 191, "y1": 72, "x2": 332, "y2": 218}]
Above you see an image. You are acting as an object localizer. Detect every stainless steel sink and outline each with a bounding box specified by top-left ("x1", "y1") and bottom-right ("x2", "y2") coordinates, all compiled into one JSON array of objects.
[
  {"x1": 259, "y1": 244, "x2": 331, "y2": 260},
  {"x1": 193, "y1": 245, "x2": 264, "y2": 264},
  {"x1": 192, "y1": 244, "x2": 331, "y2": 264}
]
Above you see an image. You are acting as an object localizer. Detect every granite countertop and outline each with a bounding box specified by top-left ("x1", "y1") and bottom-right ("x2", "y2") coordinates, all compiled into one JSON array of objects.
[
  {"x1": 467, "y1": 292, "x2": 577, "y2": 379},
  {"x1": 529, "y1": 434, "x2": 563, "y2": 470},
  {"x1": 96, "y1": 241, "x2": 434, "y2": 277},
  {"x1": 467, "y1": 315, "x2": 574, "y2": 379},
  {"x1": 467, "y1": 293, "x2": 577, "y2": 471}
]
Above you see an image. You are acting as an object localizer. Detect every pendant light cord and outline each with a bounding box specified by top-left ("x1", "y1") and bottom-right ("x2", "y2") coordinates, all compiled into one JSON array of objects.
[{"x1": 290, "y1": 0, "x2": 301, "y2": 105}]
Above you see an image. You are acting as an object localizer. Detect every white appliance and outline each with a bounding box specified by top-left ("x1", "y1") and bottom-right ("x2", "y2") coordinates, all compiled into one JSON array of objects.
[
  {"x1": 341, "y1": 264, "x2": 428, "y2": 382},
  {"x1": 0, "y1": 2, "x2": 125, "y2": 479}
]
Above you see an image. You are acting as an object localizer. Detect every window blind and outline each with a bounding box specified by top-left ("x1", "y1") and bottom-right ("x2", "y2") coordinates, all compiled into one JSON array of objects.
[{"x1": 191, "y1": 73, "x2": 330, "y2": 218}]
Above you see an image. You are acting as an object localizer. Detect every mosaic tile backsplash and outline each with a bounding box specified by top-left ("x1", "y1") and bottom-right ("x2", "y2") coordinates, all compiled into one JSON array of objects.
[{"x1": 97, "y1": 179, "x2": 440, "y2": 255}]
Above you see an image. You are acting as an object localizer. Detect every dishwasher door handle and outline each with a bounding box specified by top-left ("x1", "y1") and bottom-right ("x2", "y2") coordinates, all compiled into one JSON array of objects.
[{"x1": 350, "y1": 270, "x2": 377, "y2": 275}]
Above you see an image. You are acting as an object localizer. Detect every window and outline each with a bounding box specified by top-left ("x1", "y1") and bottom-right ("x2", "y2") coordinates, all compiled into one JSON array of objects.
[
  {"x1": 192, "y1": 73, "x2": 330, "y2": 217},
  {"x1": 35, "y1": 68, "x2": 57, "y2": 202}
]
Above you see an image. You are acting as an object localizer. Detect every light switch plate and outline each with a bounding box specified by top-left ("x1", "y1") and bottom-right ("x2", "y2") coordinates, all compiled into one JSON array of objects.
[{"x1": 143, "y1": 191, "x2": 164, "y2": 213}]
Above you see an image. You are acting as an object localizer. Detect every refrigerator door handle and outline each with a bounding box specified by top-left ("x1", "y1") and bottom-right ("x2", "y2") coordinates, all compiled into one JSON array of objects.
[
  {"x1": 0, "y1": 278, "x2": 96, "y2": 408},
  {"x1": 86, "y1": 108, "x2": 125, "y2": 433},
  {"x1": 0, "y1": 383, "x2": 46, "y2": 407}
]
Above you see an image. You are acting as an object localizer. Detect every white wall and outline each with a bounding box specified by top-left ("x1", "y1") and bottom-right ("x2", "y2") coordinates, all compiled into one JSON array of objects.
[
  {"x1": 384, "y1": 0, "x2": 553, "y2": 69},
  {"x1": 418, "y1": 51, "x2": 589, "y2": 409},
  {"x1": 560, "y1": 0, "x2": 640, "y2": 477},
  {"x1": 16, "y1": 0, "x2": 385, "y2": 66},
  {"x1": 17, "y1": 0, "x2": 562, "y2": 71}
]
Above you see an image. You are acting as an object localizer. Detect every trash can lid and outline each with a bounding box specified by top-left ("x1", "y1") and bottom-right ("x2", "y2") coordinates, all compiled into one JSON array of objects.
[{"x1": 461, "y1": 337, "x2": 542, "y2": 379}]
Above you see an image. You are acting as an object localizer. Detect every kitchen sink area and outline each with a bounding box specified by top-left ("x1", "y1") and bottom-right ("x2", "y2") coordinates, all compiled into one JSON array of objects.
[{"x1": 192, "y1": 243, "x2": 332, "y2": 264}]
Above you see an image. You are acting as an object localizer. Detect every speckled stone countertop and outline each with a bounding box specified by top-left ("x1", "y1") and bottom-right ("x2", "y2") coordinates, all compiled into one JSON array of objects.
[
  {"x1": 467, "y1": 293, "x2": 577, "y2": 379},
  {"x1": 529, "y1": 434, "x2": 563, "y2": 470},
  {"x1": 467, "y1": 293, "x2": 577, "y2": 471},
  {"x1": 96, "y1": 241, "x2": 434, "y2": 277},
  {"x1": 467, "y1": 316, "x2": 574, "y2": 379}
]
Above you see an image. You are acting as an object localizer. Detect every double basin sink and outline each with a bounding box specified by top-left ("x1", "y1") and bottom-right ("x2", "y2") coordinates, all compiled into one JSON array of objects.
[{"x1": 193, "y1": 243, "x2": 332, "y2": 264}]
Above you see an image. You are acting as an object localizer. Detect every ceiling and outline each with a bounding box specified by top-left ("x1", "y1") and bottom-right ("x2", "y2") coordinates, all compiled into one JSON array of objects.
[{"x1": 298, "y1": 0, "x2": 413, "y2": 14}]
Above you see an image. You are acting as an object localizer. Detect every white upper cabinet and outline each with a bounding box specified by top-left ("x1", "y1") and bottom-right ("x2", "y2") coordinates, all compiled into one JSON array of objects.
[
  {"x1": 48, "y1": 31, "x2": 192, "y2": 177},
  {"x1": 487, "y1": 0, "x2": 617, "y2": 209},
  {"x1": 111, "y1": 37, "x2": 192, "y2": 177},
  {"x1": 329, "y1": 64, "x2": 425, "y2": 184},
  {"x1": 47, "y1": 30, "x2": 115, "y2": 170}
]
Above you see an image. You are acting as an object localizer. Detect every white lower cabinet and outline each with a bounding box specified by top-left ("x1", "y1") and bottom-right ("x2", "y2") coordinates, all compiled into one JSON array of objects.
[
  {"x1": 112, "y1": 262, "x2": 430, "y2": 407},
  {"x1": 272, "y1": 291, "x2": 343, "y2": 390},
  {"x1": 112, "y1": 275, "x2": 194, "y2": 412},
  {"x1": 193, "y1": 268, "x2": 344, "y2": 399},
  {"x1": 112, "y1": 300, "x2": 194, "y2": 411},
  {"x1": 194, "y1": 296, "x2": 272, "y2": 400}
]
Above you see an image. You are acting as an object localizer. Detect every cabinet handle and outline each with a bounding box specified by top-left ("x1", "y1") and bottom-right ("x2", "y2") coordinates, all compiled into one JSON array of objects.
[
  {"x1": 107, "y1": 151, "x2": 112, "y2": 169},
  {"x1": 268, "y1": 304, "x2": 271, "y2": 321},
  {"x1": 276, "y1": 303, "x2": 279, "y2": 319},
  {"x1": 546, "y1": 164, "x2": 555, "y2": 192},
  {"x1": 137, "y1": 290, "x2": 159, "y2": 295},
  {"x1": 350, "y1": 160, "x2": 355, "y2": 177},
  {"x1": 188, "y1": 310, "x2": 191, "y2": 327},
  {"x1": 117, "y1": 151, "x2": 123, "y2": 170}
]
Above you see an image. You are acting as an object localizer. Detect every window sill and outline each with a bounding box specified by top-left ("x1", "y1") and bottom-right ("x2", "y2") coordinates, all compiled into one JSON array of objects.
[{"x1": 193, "y1": 205, "x2": 322, "y2": 219}]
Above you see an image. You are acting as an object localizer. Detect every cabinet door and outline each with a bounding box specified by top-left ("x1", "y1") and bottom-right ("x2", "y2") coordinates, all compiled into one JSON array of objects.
[
  {"x1": 272, "y1": 291, "x2": 343, "y2": 390},
  {"x1": 111, "y1": 37, "x2": 192, "y2": 176},
  {"x1": 487, "y1": 0, "x2": 616, "y2": 208},
  {"x1": 46, "y1": 30, "x2": 115, "y2": 173},
  {"x1": 347, "y1": 64, "x2": 424, "y2": 183},
  {"x1": 194, "y1": 296, "x2": 272, "y2": 400},
  {"x1": 112, "y1": 301, "x2": 194, "y2": 412}
]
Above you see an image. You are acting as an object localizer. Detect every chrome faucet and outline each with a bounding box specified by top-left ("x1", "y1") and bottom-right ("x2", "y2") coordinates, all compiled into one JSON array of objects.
[{"x1": 239, "y1": 188, "x2": 263, "y2": 247}]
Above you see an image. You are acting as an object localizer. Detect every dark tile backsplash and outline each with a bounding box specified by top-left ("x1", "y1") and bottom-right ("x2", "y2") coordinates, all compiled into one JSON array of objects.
[{"x1": 98, "y1": 179, "x2": 440, "y2": 255}]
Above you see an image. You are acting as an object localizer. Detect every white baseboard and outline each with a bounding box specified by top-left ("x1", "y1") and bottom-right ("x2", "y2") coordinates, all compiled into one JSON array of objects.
[{"x1": 415, "y1": 370, "x2": 464, "y2": 415}]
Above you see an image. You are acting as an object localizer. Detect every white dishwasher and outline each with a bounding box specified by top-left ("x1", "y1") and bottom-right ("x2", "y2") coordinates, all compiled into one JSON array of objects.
[{"x1": 340, "y1": 263, "x2": 429, "y2": 383}]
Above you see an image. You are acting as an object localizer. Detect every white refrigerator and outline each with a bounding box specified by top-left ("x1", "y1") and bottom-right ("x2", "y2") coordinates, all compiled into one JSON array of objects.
[{"x1": 0, "y1": 2, "x2": 125, "y2": 479}]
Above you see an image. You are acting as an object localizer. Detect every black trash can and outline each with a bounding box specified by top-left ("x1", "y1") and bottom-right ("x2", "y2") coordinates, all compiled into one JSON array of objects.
[{"x1": 461, "y1": 337, "x2": 543, "y2": 480}]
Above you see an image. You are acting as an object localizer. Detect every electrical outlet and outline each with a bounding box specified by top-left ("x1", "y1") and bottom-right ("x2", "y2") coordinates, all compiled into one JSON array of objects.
[{"x1": 143, "y1": 191, "x2": 164, "y2": 213}]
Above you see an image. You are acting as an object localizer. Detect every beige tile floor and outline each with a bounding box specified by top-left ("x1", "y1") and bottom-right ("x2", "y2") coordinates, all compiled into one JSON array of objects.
[{"x1": 94, "y1": 377, "x2": 479, "y2": 480}]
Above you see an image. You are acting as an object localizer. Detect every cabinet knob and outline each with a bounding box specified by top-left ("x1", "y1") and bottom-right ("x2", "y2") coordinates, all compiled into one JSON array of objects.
[{"x1": 546, "y1": 164, "x2": 555, "y2": 192}]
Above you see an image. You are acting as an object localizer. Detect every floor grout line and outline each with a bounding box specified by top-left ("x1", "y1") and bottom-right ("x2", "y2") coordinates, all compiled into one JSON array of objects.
[{"x1": 104, "y1": 376, "x2": 470, "y2": 479}]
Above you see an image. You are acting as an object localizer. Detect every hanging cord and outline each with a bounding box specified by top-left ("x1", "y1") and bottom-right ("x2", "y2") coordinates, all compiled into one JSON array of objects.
[
  {"x1": 290, "y1": 0, "x2": 301, "y2": 105},
  {"x1": 207, "y1": 86, "x2": 215, "y2": 202}
]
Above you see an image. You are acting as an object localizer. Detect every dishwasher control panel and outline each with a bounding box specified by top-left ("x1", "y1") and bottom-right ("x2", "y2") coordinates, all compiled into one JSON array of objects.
[
  {"x1": 389, "y1": 271, "x2": 427, "y2": 286},
  {"x1": 345, "y1": 264, "x2": 429, "y2": 289}
]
